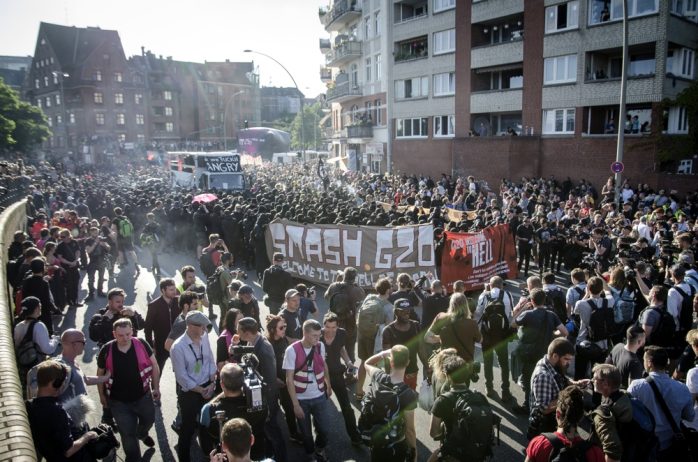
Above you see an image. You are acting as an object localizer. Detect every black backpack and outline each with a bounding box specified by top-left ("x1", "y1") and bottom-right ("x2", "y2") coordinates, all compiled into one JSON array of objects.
[
  {"x1": 479, "y1": 291, "x2": 509, "y2": 342},
  {"x1": 587, "y1": 298, "x2": 616, "y2": 342},
  {"x1": 329, "y1": 283, "x2": 354, "y2": 321},
  {"x1": 541, "y1": 433, "x2": 593, "y2": 462},
  {"x1": 639, "y1": 307, "x2": 676, "y2": 348},
  {"x1": 199, "y1": 249, "x2": 216, "y2": 278},
  {"x1": 673, "y1": 285, "x2": 696, "y2": 332},
  {"x1": 16, "y1": 320, "x2": 41, "y2": 368},
  {"x1": 206, "y1": 267, "x2": 225, "y2": 306},
  {"x1": 545, "y1": 287, "x2": 568, "y2": 324},
  {"x1": 442, "y1": 389, "x2": 500, "y2": 461},
  {"x1": 357, "y1": 378, "x2": 410, "y2": 447}
]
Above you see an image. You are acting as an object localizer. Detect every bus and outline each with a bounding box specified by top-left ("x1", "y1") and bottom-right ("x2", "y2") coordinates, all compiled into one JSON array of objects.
[{"x1": 167, "y1": 151, "x2": 245, "y2": 190}]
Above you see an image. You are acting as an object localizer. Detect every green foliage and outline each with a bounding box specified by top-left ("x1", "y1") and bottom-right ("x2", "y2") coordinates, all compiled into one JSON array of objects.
[
  {"x1": 291, "y1": 103, "x2": 324, "y2": 151},
  {"x1": 0, "y1": 78, "x2": 51, "y2": 153}
]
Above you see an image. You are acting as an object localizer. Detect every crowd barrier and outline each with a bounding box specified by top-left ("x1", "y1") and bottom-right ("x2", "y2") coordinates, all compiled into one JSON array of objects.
[{"x1": 0, "y1": 200, "x2": 36, "y2": 460}]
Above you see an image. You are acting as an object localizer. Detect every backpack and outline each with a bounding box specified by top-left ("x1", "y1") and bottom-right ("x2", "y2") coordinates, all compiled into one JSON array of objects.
[
  {"x1": 206, "y1": 267, "x2": 225, "y2": 306},
  {"x1": 116, "y1": 217, "x2": 134, "y2": 238},
  {"x1": 479, "y1": 291, "x2": 509, "y2": 342},
  {"x1": 638, "y1": 307, "x2": 676, "y2": 347},
  {"x1": 199, "y1": 249, "x2": 216, "y2": 278},
  {"x1": 16, "y1": 320, "x2": 41, "y2": 368},
  {"x1": 442, "y1": 389, "x2": 500, "y2": 461},
  {"x1": 357, "y1": 378, "x2": 410, "y2": 447},
  {"x1": 329, "y1": 283, "x2": 354, "y2": 321},
  {"x1": 545, "y1": 287, "x2": 568, "y2": 323},
  {"x1": 611, "y1": 287, "x2": 636, "y2": 325},
  {"x1": 615, "y1": 397, "x2": 658, "y2": 462},
  {"x1": 541, "y1": 433, "x2": 593, "y2": 462},
  {"x1": 587, "y1": 298, "x2": 616, "y2": 342},
  {"x1": 357, "y1": 295, "x2": 385, "y2": 339},
  {"x1": 673, "y1": 285, "x2": 696, "y2": 331}
]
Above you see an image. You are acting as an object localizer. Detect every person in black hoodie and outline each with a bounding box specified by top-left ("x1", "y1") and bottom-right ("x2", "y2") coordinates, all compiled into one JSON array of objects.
[{"x1": 22, "y1": 258, "x2": 60, "y2": 335}]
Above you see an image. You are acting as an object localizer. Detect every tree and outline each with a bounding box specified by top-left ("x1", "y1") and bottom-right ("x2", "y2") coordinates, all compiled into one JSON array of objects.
[
  {"x1": 0, "y1": 78, "x2": 51, "y2": 153},
  {"x1": 290, "y1": 103, "x2": 324, "y2": 151}
]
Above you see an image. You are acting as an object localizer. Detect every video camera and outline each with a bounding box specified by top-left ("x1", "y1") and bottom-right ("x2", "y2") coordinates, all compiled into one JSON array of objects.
[{"x1": 229, "y1": 345, "x2": 266, "y2": 413}]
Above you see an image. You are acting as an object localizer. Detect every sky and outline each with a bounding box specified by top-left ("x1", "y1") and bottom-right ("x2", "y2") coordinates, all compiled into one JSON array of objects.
[{"x1": 0, "y1": 0, "x2": 329, "y2": 97}]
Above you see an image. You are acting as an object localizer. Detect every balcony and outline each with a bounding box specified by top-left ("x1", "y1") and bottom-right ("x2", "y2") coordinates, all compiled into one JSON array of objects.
[
  {"x1": 326, "y1": 41, "x2": 362, "y2": 67},
  {"x1": 319, "y1": 38, "x2": 331, "y2": 53},
  {"x1": 471, "y1": 40, "x2": 523, "y2": 69},
  {"x1": 320, "y1": 68, "x2": 333, "y2": 82},
  {"x1": 347, "y1": 124, "x2": 373, "y2": 138},
  {"x1": 326, "y1": 82, "x2": 362, "y2": 102},
  {"x1": 394, "y1": 35, "x2": 428, "y2": 63},
  {"x1": 320, "y1": 0, "x2": 362, "y2": 32}
]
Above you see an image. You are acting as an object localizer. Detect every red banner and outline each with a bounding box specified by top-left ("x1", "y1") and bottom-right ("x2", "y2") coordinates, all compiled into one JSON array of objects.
[{"x1": 440, "y1": 224, "x2": 518, "y2": 292}]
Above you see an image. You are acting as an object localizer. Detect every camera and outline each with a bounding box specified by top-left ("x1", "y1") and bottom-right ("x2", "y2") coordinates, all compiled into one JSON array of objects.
[
  {"x1": 307, "y1": 286, "x2": 316, "y2": 297},
  {"x1": 232, "y1": 268, "x2": 248, "y2": 280},
  {"x1": 470, "y1": 361, "x2": 481, "y2": 383},
  {"x1": 229, "y1": 346, "x2": 266, "y2": 413}
]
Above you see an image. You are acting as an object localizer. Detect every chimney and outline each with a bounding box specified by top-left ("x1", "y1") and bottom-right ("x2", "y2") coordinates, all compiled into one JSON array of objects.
[{"x1": 141, "y1": 46, "x2": 145, "y2": 57}]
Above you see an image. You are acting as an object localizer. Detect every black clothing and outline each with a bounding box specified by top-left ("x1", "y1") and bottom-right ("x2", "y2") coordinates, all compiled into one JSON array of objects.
[
  {"x1": 88, "y1": 307, "x2": 145, "y2": 346},
  {"x1": 606, "y1": 343, "x2": 644, "y2": 388},
  {"x1": 22, "y1": 274, "x2": 58, "y2": 335},
  {"x1": 421, "y1": 293, "x2": 449, "y2": 331},
  {"x1": 26, "y1": 396, "x2": 86, "y2": 462},
  {"x1": 261, "y1": 265, "x2": 294, "y2": 303},
  {"x1": 382, "y1": 321, "x2": 421, "y2": 375},
  {"x1": 97, "y1": 339, "x2": 153, "y2": 402},
  {"x1": 279, "y1": 308, "x2": 302, "y2": 340},
  {"x1": 321, "y1": 327, "x2": 348, "y2": 375},
  {"x1": 201, "y1": 395, "x2": 267, "y2": 458},
  {"x1": 239, "y1": 298, "x2": 261, "y2": 327},
  {"x1": 144, "y1": 296, "x2": 180, "y2": 359}
]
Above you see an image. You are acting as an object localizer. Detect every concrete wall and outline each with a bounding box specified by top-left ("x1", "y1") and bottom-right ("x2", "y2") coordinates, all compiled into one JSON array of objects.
[{"x1": 0, "y1": 201, "x2": 35, "y2": 461}]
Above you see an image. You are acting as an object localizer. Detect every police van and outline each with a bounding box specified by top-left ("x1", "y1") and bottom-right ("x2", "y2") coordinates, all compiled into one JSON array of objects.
[{"x1": 167, "y1": 151, "x2": 245, "y2": 190}]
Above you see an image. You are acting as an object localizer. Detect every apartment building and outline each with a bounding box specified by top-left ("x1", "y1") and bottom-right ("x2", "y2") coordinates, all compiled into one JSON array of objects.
[
  {"x1": 446, "y1": 0, "x2": 697, "y2": 188},
  {"x1": 321, "y1": 0, "x2": 389, "y2": 172},
  {"x1": 0, "y1": 56, "x2": 32, "y2": 94}
]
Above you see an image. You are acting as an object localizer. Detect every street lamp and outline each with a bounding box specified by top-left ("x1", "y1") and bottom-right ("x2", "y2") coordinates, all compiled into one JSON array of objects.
[
  {"x1": 223, "y1": 89, "x2": 247, "y2": 150},
  {"x1": 243, "y1": 49, "x2": 305, "y2": 156}
]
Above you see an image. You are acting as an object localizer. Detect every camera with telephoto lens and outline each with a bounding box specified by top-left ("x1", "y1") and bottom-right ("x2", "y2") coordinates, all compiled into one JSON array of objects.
[{"x1": 229, "y1": 346, "x2": 266, "y2": 413}]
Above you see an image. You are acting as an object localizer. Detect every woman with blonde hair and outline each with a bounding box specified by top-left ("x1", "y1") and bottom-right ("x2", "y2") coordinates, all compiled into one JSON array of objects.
[
  {"x1": 425, "y1": 293, "x2": 481, "y2": 365},
  {"x1": 428, "y1": 347, "x2": 459, "y2": 399}
]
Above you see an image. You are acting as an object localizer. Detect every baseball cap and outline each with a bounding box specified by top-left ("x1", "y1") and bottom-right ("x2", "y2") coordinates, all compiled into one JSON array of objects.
[
  {"x1": 238, "y1": 285, "x2": 254, "y2": 295},
  {"x1": 285, "y1": 289, "x2": 300, "y2": 299},
  {"x1": 394, "y1": 298, "x2": 412, "y2": 310},
  {"x1": 186, "y1": 311, "x2": 211, "y2": 327}
]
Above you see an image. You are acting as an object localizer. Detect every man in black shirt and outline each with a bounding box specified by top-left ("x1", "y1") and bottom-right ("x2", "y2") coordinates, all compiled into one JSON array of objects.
[
  {"x1": 89, "y1": 287, "x2": 145, "y2": 347},
  {"x1": 55, "y1": 229, "x2": 82, "y2": 308},
  {"x1": 606, "y1": 325, "x2": 645, "y2": 388},
  {"x1": 262, "y1": 253, "x2": 294, "y2": 315},
  {"x1": 84, "y1": 226, "x2": 110, "y2": 301},
  {"x1": 516, "y1": 216, "x2": 535, "y2": 277},
  {"x1": 279, "y1": 289, "x2": 303, "y2": 341},
  {"x1": 97, "y1": 318, "x2": 160, "y2": 462},
  {"x1": 22, "y1": 258, "x2": 60, "y2": 335}
]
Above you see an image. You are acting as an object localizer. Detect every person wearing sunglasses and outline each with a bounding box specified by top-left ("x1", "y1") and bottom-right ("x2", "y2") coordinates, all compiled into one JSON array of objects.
[{"x1": 57, "y1": 328, "x2": 110, "y2": 403}]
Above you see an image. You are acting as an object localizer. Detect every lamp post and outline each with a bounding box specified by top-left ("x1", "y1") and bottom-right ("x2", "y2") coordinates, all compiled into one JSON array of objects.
[
  {"x1": 243, "y1": 49, "x2": 305, "y2": 156},
  {"x1": 614, "y1": 0, "x2": 629, "y2": 206},
  {"x1": 223, "y1": 89, "x2": 247, "y2": 150}
]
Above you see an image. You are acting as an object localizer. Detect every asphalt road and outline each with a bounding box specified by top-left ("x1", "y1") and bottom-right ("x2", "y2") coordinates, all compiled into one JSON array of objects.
[{"x1": 58, "y1": 247, "x2": 535, "y2": 462}]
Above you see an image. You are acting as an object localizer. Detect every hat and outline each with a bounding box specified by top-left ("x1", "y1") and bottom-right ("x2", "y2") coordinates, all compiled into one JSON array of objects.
[
  {"x1": 237, "y1": 317, "x2": 258, "y2": 332},
  {"x1": 238, "y1": 285, "x2": 254, "y2": 295},
  {"x1": 394, "y1": 298, "x2": 412, "y2": 310},
  {"x1": 285, "y1": 289, "x2": 300, "y2": 299},
  {"x1": 186, "y1": 311, "x2": 211, "y2": 327}
]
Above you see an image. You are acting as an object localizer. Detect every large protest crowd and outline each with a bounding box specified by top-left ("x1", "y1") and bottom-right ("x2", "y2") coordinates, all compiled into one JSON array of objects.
[{"x1": 3, "y1": 153, "x2": 698, "y2": 462}]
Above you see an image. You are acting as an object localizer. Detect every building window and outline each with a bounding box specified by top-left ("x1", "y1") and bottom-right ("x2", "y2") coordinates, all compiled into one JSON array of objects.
[
  {"x1": 114, "y1": 72, "x2": 122, "y2": 82},
  {"x1": 164, "y1": 91, "x2": 172, "y2": 100},
  {"x1": 350, "y1": 64, "x2": 359, "y2": 86},
  {"x1": 365, "y1": 57, "x2": 372, "y2": 82},
  {"x1": 47, "y1": 117, "x2": 53, "y2": 127},
  {"x1": 69, "y1": 113, "x2": 75, "y2": 124},
  {"x1": 544, "y1": 54, "x2": 577, "y2": 84},
  {"x1": 543, "y1": 108, "x2": 575, "y2": 134},
  {"x1": 165, "y1": 122, "x2": 174, "y2": 132},
  {"x1": 34, "y1": 79, "x2": 39, "y2": 89},
  {"x1": 43, "y1": 76, "x2": 49, "y2": 87},
  {"x1": 55, "y1": 94, "x2": 61, "y2": 105},
  {"x1": 165, "y1": 106, "x2": 173, "y2": 116},
  {"x1": 375, "y1": 54, "x2": 382, "y2": 80},
  {"x1": 53, "y1": 74, "x2": 58, "y2": 85},
  {"x1": 434, "y1": 115, "x2": 455, "y2": 136},
  {"x1": 589, "y1": 0, "x2": 658, "y2": 24},
  {"x1": 115, "y1": 93, "x2": 124, "y2": 104},
  {"x1": 136, "y1": 114, "x2": 144, "y2": 125},
  {"x1": 671, "y1": 0, "x2": 698, "y2": 22},
  {"x1": 374, "y1": 11, "x2": 381, "y2": 36},
  {"x1": 433, "y1": 72, "x2": 455, "y2": 96},
  {"x1": 668, "y1": 106, "x2": 689, "y2": 133},
  {"x1": 93, "y1": 70, "x2": 102, "y2": 81},
  {"x1": 135, "y1": 93, "x2": 143, "y2": 104},
  {"x1": 375, "y1": 99, "x2": 382, "y2": 125},
  {"x1": 95, "y1": 113, "x2": 105, "y2": 125},
  {"x1": 94, "y1": 92, "x2": 103, "y2": 104},
  {"x1": 396, "y1": 117, "x2": 429, "y2": 138},
  {"x1": 395, "y1": 76, "x2": 429, "y2": 99},
  {"x1": 364, "y1": 16, "x2": 371, "y2": 39},
  {"x1": 365, "y1": 101, "x2": 373, "y2": 123},
  {"x1": 116, "y1": 114, "x2": 125, "y2": 125},
  {"x1": 137, "y1": 134, "x2": 145, "y2": 144},
  {"x1": 545, "y1": 1, "x2": 579, "y2": 33},
  {"x1": 56, "y1": 114, "x2": 62, "y2": 124},
  {"x1": 434, "y1": 0, "x2": 456, "y2": 13},
  {"x1": 36, "y1": 99, "x2": 42, "y2": 109},
  {"x1": 395, "y1": 36, "x2": 428, "y2": 62},
  {"x1": 45, "y1": 97, "x2": 51, "y2": 108},
  {"x1": 433, "y1": 29, "x2": 456, "y2": 55},
  {"x1": 667, "y1": 47, "x2": 695, "y2": 79}
]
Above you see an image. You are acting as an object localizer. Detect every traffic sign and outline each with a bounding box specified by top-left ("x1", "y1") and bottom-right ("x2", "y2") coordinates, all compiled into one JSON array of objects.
[{"x1": 611, "y1": 161, "x2": 624, "y2": 174}]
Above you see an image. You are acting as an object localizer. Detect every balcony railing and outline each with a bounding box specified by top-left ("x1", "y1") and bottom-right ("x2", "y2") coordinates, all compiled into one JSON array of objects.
[
  {"x1": 320, "y1": 68, "x2": 333, "y2": 81},
  {"x1": 326, "y1": 83, "x2": 362, "y2": 102},
  {"x1": 347, "y1": 124, "x2": 373, "y2": 138},
  {"x1": 326, "y1": 41, "x2": 362, "y2": 67},
  {"x1": 321, "y1": 0, "x2": 362, "y2": 31},
  {"x1": 319, "y1": 38, "x2": 331, "y2": 53}
]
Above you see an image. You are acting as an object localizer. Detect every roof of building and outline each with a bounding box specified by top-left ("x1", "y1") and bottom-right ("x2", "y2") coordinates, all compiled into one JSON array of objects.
[{"x1": 38, "y1": 22, "x2": 124, "y2": 69}]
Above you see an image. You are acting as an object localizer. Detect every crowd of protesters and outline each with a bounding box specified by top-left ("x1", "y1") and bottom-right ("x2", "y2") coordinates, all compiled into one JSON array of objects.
[{"x1": 4, "y1": 153, "x2": 698, "y2": 462}]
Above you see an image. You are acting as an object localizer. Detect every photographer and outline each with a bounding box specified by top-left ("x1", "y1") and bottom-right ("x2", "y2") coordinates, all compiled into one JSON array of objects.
[
  {"x1": 88, "y1": 288, "x2": 145, "y2": 347},
  {"x1": 325, "y1": 267, "x2": 366, "y2": 362},
  {"x1": 199, "y1": 364, "x2": 267, "y2": 459},
  {"x1": 389, "y1": 273, "x2": 425, "y2": 316},
  {"x1": 589, "y1": 227, "x2": 612, "y2": 271},
  {"x1": 209, "y1": 418, "x2": 260, "y2": 462},
  {"x1": 295, "y1": 284, "x2": 318, "y2": 322}
]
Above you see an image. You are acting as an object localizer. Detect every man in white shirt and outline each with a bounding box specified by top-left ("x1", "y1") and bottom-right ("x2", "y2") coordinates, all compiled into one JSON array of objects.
[{"x1": 667, "y1": 264, "x2": 696, "y2": 334}]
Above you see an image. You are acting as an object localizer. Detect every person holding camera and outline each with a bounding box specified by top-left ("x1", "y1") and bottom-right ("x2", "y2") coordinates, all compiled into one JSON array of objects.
[
  {"x1": 89, "y1": 288, "x2": 145, "y2": 347},
  {"x1": 84, "y1": 226, "x2": 110, "y2": 301},
  {"x1": 296, "y1": 284, "x2": 318, "y2": 323},
  {"x1": 170, "y1": 311, "x2": 217, "y2": 462},
  {"x1": 209, "y1": 418, "x2": 273, "y2": 462},
  {"x1": 199, "y1": 364, "x2": 268, "y2": 459},
  {"x1": 516, "y1": 215, "x2": 535, "y2": 278},
  {"x1": 325, "y1": 267, "x2": 366, "y2": 362},
  {"x1": 590, "y1": 228, "x2": 612, "y2": 271}
]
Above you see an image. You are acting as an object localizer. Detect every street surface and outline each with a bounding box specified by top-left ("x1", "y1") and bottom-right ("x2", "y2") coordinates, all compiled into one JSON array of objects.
[{"x1": 61, "y1": 247, "x2": 532, "y2": 462}]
